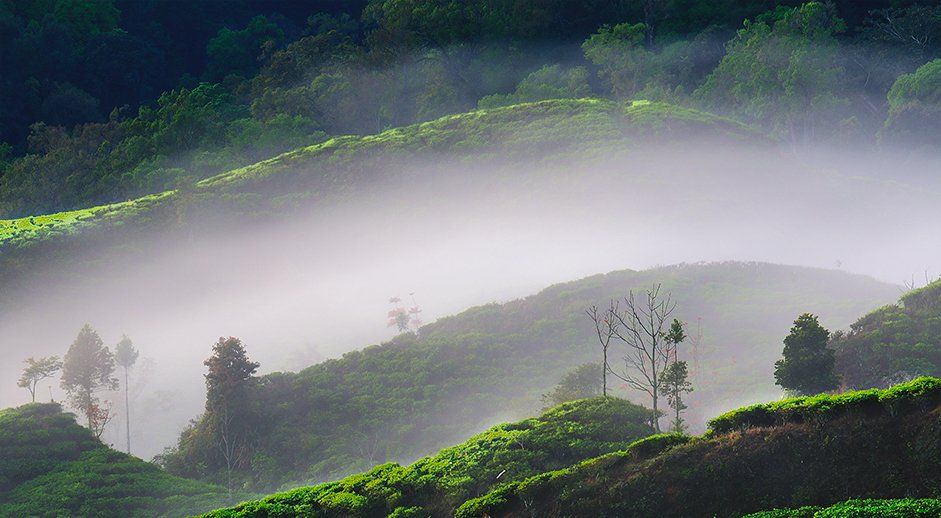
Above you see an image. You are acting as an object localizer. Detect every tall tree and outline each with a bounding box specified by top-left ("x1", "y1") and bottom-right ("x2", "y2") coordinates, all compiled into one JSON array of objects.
[
  {"x1": 114, "y1": 335, "x2": 139, "y2": 454},
  {"x1": 17, "y1": 356, "x2": 63, "y2": 402},
  {"x1": 659, "y1": 360, "x2": 693, "y2": 432},
  {"x1": 602, "y1": 284, "x2": 679, "y2": 432},
  {"x1": 587, "y1": 301, "x2": 617, "y2": 397},
  {"x1": 659, "y1": 319, "x2": 693, "y2": 432},
  {"x1": 774, "y1": 313, "x2": 839, "y2": 395},
  {"x1": 61, "y1": 324, "x2": 118, "y2": 429},
  {"x1": 204, "y1": 336, "x2": 259, "y2": 497}
]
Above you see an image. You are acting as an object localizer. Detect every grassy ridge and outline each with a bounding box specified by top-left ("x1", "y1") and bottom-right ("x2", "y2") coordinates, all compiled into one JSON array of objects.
[
  {"x1": 202, "y1": 398, "x2": 653, "y2": 518},
  {"x1": 0, "y1": 403, "x2": 237, "y2": 518},
  {"x1": 158, "y1": 262, "x2": 895, "y2": 491},
  {"x1": 707, "y1": 376, "x2": 941, "y2": 434},
  {"x1": 457, "y1": 377, "x2": 941, "y2": 517},
  {"x1": 745, "y1": 498, "x2": 941, "y2": 517},
  {"x1": 0, "y1": 99, "x2": 757, "y2": 253},
  {"x1": 833, "y1": 279, "x2": 941, "y2": 389}
]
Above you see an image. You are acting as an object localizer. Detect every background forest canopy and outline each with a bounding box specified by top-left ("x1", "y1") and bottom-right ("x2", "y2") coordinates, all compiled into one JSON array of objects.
[{"x1": 1, "y1": 0, "x2": 940, "y2": 219}]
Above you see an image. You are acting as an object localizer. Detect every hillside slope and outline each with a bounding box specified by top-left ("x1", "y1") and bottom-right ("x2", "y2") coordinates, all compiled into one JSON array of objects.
[
  {"x1": 0, "y1": 403, "x2": 237, "y2": 517},
  {"x1": 159, "y1": 262, "x2": 896, "y2": 491},
  {"x1": 459, "y1": 377, "x2": 941, "y2": 518},
  {"x1": 203, "y1": 398, "x2": 653, "y2": 518},
  {"x1": 0, "y1": 99, "x2": 756, "y2": 253},
  {"x1": 833, "y1": 279, "x2": 941, "y2": 389}
]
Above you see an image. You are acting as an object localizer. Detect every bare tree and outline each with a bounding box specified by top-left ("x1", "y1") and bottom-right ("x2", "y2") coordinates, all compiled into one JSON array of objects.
[
  {"x1": 216, "y1": 403, "x2": 249, "y2": 500},
  {"x1": 606, "y1": 284, "x2": 677, "y2": 432},
  {"x1": 587, "y1": 302, "x2": 618, "y2": 397},
  {"x1": 114, "y1": 335, "x2": 138, "y2": 454}
]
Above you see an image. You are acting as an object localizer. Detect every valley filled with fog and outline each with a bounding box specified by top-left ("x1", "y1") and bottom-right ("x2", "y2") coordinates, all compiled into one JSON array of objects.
[{"x1": 2, "y1": 141, "x2": 937, "y2": 459}]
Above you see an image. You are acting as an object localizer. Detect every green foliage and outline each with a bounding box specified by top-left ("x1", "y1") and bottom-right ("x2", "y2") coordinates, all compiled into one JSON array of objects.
[
  {"x1": 157, "y1": 261, "x2": 891, "y2": 491},
  {"x1": 460, "y1": 377, "x2": 941, "y2": 517},
  {"x1": 774, "y1": 313, "x2": 838, "y2": 395},
  {"x1": 696, "y1": 2, "x2": 854, "y2": 143},
  {"x1": 203, "y1": 397, "x2": 652, "y2": 517},
  {"x1": 0, "y1": 403, "x2": 235, "y2": 517},
  {"x1": 745, "y1": 498, "x2": 941, "y2": 517},
  {"x1": 882, "y1": 59, "x2": 941, "y2": 147},
  {"x1": 541, "y1": 363, "x2": 602, "y2": 408},
  {"x1": 0, "y1": 98, "x2": 756, "y2": 253},
  {"x1": 478, "y1": 65, "x2": 592, "y2": 109},
  {"x1": 833, "y1": 280, "x2": 941, "y2": 388},
  {"x1": 60, "y1": 324, "x2": 118, "y2": 429},
  {"x1": 707, "y1": 376, "x2": 941, "y2": 435},
  {"x1": 206, "y1": 16, "x2": 285, "y2": 81}
]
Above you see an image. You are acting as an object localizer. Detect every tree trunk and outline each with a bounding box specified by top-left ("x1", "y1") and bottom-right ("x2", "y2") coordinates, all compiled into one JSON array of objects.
[
  {"x1": 124, "y1": 366, "x2": 131, "y2": 454},
  {"x1": 652, "y1": 392, "x2": 660, "y2": 432}
]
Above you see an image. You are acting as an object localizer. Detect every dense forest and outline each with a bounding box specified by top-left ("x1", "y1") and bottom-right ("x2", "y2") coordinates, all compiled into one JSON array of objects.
[{"x1": 1, "y1": 0, "x2": 940, "y2": 218}]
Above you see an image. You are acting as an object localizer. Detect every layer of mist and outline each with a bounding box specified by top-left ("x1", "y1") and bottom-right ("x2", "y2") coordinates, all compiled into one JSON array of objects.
[{"x1": 1, "y1": 139, "x2": 938, "y2": 459}]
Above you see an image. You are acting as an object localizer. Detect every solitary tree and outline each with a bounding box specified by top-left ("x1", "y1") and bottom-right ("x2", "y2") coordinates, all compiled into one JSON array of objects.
[
  {"x1": 659, "y1": 319, "x2": 693, "y2": 432},
  {"x1": 587, "y1": 301, "x2": 618, "y2": 397},
  {"x1": 592, "y1": 284, "x2": 679, "y2": 432},
  {"x1": 114, "y1": 335, "x2": 139, "y2": 454},
  {"x1": 774, "y1": 313, "x2": 839, "y2": 395},
  {"x1": 61, "y1": 325, "x2": 118, "y2": 429},
  {"x1": 659, "y1": 360, "x2": 693, "y2": 432},
  {"x1": 204, "y1": 336, "x2": 259, "y2": 497},
  {"x1": 541, "y1": 363, "x2": 603, "y2": 408},
  {"x1": 17, "y1": 356, "x2": 63, "y2": 402}
]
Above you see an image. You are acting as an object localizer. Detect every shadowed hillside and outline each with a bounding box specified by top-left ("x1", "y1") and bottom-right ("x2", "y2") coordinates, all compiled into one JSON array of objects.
[
  {"x1": 157, "y1": 262, "x2": 896, "y2": 491},
  {"x1": 0, "y1": 403, "x2": 239, "y2": 517}
]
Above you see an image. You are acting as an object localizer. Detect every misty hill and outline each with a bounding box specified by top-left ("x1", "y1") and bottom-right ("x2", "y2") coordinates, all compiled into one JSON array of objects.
[
  {"x1": 0, "y1": 403, "x2": 237, "y2": 517},
  {"x1": 157, "y1": 262, "x2": 896, "y2": 491},
  {"x1": 0, "y1": 98, "x2": 768, "y2": 303},
  {"x1": 203, "y1": 397, "x2": 653, "y2": 518},
  {"x1": 833, "y1": 279, "x2": 941, "y2": 389},
  {"x1": 458, "y1": 377, "x2": 941, "y2": 517},
  {"x1": 0, "y1": 98, "x2": 755, "y2": 252}
]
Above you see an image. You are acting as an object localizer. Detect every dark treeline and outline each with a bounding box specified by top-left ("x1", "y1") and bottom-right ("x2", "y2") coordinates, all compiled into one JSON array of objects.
[{"x1": 1, "y1": 0, "x2": 940, "y2": 218}]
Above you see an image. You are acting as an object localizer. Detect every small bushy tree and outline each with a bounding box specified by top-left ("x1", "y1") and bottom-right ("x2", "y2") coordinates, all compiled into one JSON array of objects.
[
  {"x1": 541, "y1": 363, "x2": 602, "y2": 408},
  {"x1": 774, "y1": 313, "x2": 838, "y2": 395},
  {"x1": 17, "y1": 356, "x2": 63, "y2": 402}
]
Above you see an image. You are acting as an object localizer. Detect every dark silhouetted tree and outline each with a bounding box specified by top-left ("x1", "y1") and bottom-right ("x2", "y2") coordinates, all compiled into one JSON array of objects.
[
  {"x1": 204, "y1": 336, "x2": 259, "y2": 497},
  {"x1": 774, "y1": 313, "x2": 839, "y2": 395}
]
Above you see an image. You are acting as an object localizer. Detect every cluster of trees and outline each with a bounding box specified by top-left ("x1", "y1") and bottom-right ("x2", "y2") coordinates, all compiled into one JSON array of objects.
[
  {"x1": 16, "y1": 324, "x2": 139, "y2": 450},
  {"x1": 3, "y1": 1, "x2": 940, "y2": 218},
  {"x1": 154, "y1": 263, "x2": 892, "y2": 492},
  {"x1": 587, "y1": 285, "x2": 694, "y2": 432},
  {"x1": 775, "y1": 278, "x2": 941, "y2": 395}
]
